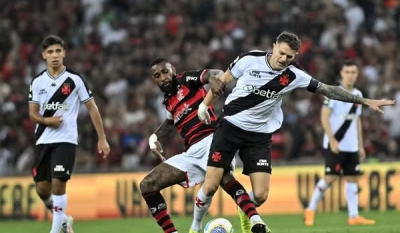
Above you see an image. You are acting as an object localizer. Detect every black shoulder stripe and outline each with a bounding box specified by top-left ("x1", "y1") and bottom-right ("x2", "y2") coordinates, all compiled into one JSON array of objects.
[
  {"x1": 230, "y1": 51, "x2": 267, "y2": 69},
  {"x1": 66, "y1": 67, "x2": 92, "y2": 96},
  {"x1": 31, "y1": 69, "x2": 46, "y2": 84}
]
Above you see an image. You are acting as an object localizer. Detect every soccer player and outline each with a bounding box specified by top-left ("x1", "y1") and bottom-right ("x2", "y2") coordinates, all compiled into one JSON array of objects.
[
  {"x1": 140, "y1": 58, "x2": 236, "y2": 233},
  {"x1": 28, "y1": 35, "x2": 110, "y2": 233},
  {"x1": 304, "y1": 60, "x2": 375, "y2": 226},
  {"x1": 195, "y1": 31, "x2": 394, "y2": 233}
]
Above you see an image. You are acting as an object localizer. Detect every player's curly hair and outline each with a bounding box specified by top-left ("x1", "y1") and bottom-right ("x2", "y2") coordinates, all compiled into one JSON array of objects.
[{"x1": 276, "y1": 31, "x2": 301, "y2": 51}]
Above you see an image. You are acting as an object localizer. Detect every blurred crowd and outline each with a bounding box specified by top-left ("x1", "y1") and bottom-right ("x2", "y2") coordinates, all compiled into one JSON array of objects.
[{"x1": 1, "y1": 0, "x2": 400, "y2": 176}]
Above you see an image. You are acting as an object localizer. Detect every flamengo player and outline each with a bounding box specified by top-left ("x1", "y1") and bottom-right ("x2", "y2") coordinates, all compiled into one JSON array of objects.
[
  {"x1": 28, "y1": 35, "x2": 110, "y2": 233},
  {"x1": 195, "y1": 32, "x2": 394, "y2": 233},
  {"x1": 140, "y1": 58, "x2": 236, "y2": 233},
  {"x1": 304, "y1": 60, "x2": 375, "y2": 226}
]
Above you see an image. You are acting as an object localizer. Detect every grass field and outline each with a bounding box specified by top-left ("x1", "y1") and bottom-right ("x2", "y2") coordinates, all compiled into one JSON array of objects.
[{"x1": 1, "y1": 212, "x2": 399, "y2": 233}]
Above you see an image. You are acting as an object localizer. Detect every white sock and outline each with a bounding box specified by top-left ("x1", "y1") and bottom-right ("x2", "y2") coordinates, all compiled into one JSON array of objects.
[
  {"x1": 190, "y1": 187, "x2": 213, "y2": 231},
  {"x1": 50, "y1": 194, "x2": 67, "y2": 233},
  {"x1": 345, "y1": 182, "x2": 359, "y2": 218},
  {"x1": 43, "y1": 195, "x2": 68, "y2": 223},
  {"x1": 308, "y1": 179, "x2": 329, "y2": 210},
  {"x1": 248, "y1": 190, "x2": 261, "y2": 207}
]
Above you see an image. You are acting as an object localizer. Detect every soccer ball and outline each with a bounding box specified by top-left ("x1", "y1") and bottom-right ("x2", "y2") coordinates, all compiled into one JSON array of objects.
[{"x1": 204, "y1": 218, "x2": 234, "y2": 233}]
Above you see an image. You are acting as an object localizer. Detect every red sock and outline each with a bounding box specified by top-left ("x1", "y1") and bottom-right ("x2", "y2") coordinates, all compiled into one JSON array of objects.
[
  {"x1": 223, "y1": 179, "x2": 258, "y2": 218},
  {"x1": 142, "y1": 191, "x2": 177, "y2": 233}
]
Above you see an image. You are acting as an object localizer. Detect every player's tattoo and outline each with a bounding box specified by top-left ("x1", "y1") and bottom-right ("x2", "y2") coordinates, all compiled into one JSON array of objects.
[
  {"x1": 140, "y1": 163, "x2": 186, "y2": 193},
  {"x1": 316, "y1": 83, "x2": 367, "y2": 105},
  {"x1": 202, "y1": 69, "x2": 224, "y2": 83},
  {"x1": 154, "y1": 119, "x2": 175, "y2": 139}
]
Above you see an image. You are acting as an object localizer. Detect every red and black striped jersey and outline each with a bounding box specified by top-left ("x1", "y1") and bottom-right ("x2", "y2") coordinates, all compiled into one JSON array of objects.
[{"x1": 163, "y1": 69, "x2": 217, "y2": 150}]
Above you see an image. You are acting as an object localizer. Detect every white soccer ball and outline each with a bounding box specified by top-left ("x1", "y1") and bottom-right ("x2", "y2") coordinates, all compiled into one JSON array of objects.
[{"x1": 204, "y1": 218, "x2": 234, "y2": 233}]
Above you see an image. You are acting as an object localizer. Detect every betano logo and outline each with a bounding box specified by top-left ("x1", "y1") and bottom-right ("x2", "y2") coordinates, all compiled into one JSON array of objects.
[
  {"x1": 41, "y1": 102, "x2": 69, "y2": 111},
  {"x1": 243, "y1": 85, "x2": 283, "y2": 100}
]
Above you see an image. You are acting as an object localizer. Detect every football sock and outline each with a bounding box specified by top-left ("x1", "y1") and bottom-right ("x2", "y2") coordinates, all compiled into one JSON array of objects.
[
  {"x1": 308, "y1": 179, "x2": 329, "y2": 210},
  {"x1": 223, "y1": 179, "x2": 262, "y2": 222},
  {"x1": 142, "y1": 191, "x2": 177, "y2": 233},
  {"x1": 345, "y1": 182, "x2": 359, "y2": 218},
  {"x1": 42, "y1": 195, "x2": 68, "y2": 222},
  {"x1": 191, "y1": 187, "x2": 213, "y2": 231},
  {"x1": 50, "y1": 194, "x2": 67, "y2": 233}
]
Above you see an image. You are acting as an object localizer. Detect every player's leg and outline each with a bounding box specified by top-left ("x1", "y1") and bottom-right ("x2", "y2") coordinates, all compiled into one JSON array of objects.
[
  {"x1": 343, "y1": 152, "x2": 375, "y2": 225},
  {"x1": 304, "y1": 149, "x2": 341, "y2": 226},
  {"x1": 50, "y1": 143, "x2": 76, "y2": 233},
  {"x1": 239, "y1": 136, "x2": 273, "y2": 233},
  {"x1": 190, "y1": 170, "x2": 236, "y2": 233},
  {"x1": 140, "y1": 161, "x2": 186, "y2": 233},
  {"x1": 33, "y1": 145, "x2": 55, "y2": 213}
]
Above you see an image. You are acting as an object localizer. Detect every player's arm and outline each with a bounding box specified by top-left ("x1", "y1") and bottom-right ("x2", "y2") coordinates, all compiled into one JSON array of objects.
[
  {"x1": 357, "y1": 118, "x2": 363, "y2": 149},
  {"x1": 321, "y1": 101, "x2": 335, "y2": 142},
  {"x1": 297, "y1": 69, "x2": 394, "y2": 113},
  {"x1": 154, "y1": 117, "x2": 175, "y2": 139},
  {"x1": 148, "y1": 113, "x2": 175, "y2": 161},
  {"x1": 315, "y1": 84, "x2": 367, "y2": 105},
  {"x1": 85, "y1": 99, "x2": 106, "y2": 140},
  {"x1": 28, "y1": 81, "x2": 61, "y2": 126},
  {"x1": 202, "y1": 70, "x2": 234, "y2": 106}
]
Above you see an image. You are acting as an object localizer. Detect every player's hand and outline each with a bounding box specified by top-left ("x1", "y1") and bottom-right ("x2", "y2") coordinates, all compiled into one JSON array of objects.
[
  {"x1": 365, "y1": 99, "x2": 395, "y2": 113},
  {"x1": 329, "y1": 139, "x2": 339, "y2": 154},
  {"x1": 359, "y1": 147, "x2": 366, "y2": 161},
  {"x1": 209, "y1": 76, "x2": 225, "y2": 97},
  {"x1": 198, "y1": 102, "x2": 211, "y2": 125},
  {"x1": 98, "y1": 138, "x2": 110, "y2": 159},
  {"x1": 44, "y1": 116, "x2": 63, "y2": 128},
  {"x1": 149, "y1": 134, "x2": 166, "y2": 162}
]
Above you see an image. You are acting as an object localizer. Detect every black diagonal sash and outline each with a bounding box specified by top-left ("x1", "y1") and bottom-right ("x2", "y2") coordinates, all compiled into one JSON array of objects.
[
  {"x1": 333, "y1": 103, "x2": 358, "y2": 142},
  {"x1": 35, "y1": 77, "x2": 76, "y2": 142}
]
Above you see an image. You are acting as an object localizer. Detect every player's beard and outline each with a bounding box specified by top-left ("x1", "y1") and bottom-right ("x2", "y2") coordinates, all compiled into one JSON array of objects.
[{"x1": 160, "y1": 75, "x2": 178, "y2": 94}]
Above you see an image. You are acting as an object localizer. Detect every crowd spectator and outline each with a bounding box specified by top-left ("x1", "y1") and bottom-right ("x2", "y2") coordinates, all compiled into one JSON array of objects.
[{"x1": 1, "y1": 0, "x2": 399, "y2": 175}]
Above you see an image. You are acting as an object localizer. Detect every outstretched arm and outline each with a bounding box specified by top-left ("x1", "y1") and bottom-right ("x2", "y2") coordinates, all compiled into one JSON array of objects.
[
  {"x1": 315, "y1": 83, "x2": 395, "y2": 113},
  {"x1": 315, "y1": 83, "x2": 367, "y2": 105}
]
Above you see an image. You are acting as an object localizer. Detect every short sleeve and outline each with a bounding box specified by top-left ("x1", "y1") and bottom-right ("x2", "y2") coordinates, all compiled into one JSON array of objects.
[
  {"x1": 77, "y1": 77, "x2": 93, "y2": 103},
  {"x1": 29, "y1": 79, "x2": 39, "y2": 104},
  {"x1": 228, "y1": 55, "x2": 249, "y2": 79},
  {"x1": 178, "y1": 70, "x2": 207, "y2": 89},
  {"x1": 291, "y1": 64, "x2": 321, "y2": 93}
]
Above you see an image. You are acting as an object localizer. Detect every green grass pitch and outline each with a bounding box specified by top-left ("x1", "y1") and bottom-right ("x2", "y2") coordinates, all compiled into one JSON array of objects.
[{"x1": 1, "y1": 212, "x2": 399, "y2": 233}]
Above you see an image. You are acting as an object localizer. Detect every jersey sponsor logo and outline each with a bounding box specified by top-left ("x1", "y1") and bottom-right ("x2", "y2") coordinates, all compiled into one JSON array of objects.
[
  {"x1": 174, "y1": 103, "x2": 192, "y2": 124},
  {"x1": 41, "y1": 102, "x2": 69, "y2": 111},
  {"x1": 256, "y1": 159, "x2": 269, "y2": 166},
  {"x1": 186, "y1": 76, "x2": 198, "y2": 82},
  {"x1": 242, "y1": 85, "x2": 283, "y2": 100},
  {"x1": 39, "y1": 89, "x2": 47, "y2": 95},
  {"x1": 248, "y1": 70, "x2": 275, "y2": 78}
]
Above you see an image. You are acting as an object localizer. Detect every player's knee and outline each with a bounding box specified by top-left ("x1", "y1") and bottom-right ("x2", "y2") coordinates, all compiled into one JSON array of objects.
[
  {"x1": 324, "y1": 175, "x2": 338, "y2": 185},
  {"x1": 51, "y1": 178, "x2": 66, "y2": 195},
  {"x1": 202, "y1": 181, "x2": 219, "y2": 196},
  {"x1": 220, "y1": 170, "x2": 235, "y2": 187},
  {"x1": 140, "y1": 176, "x2": 159, "y2": 193},
  {"x1": 253, "y1": 188, "x2": 269, "y2": 205},
  {"x1": 35, "y1": 182, "x2": 52, "y2": 200}
]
